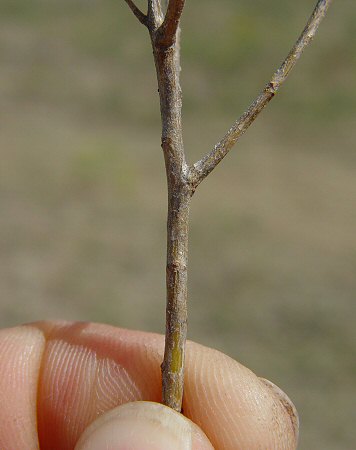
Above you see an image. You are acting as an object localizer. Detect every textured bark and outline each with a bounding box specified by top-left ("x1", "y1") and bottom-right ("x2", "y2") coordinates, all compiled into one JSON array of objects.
[
  {"x1": 123, "y1": 0, "x2": 333, "y2": 412},
  {"x1": 150, "y1": 36, "x2": 192, "y2": 411}
]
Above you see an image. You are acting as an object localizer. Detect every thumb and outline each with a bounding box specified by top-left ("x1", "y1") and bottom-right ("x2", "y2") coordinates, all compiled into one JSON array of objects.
[{"x1": 75, "y1": 401, "x2": 214, "y2": 450}]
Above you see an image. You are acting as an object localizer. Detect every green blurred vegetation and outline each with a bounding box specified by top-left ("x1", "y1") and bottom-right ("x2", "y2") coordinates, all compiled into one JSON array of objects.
[{"x1": 0, "y1": 1, "x2": 355, "y2": 448}]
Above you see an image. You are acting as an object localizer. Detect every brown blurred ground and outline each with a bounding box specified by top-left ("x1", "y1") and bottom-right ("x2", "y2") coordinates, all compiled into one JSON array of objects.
[{"x1": 0, "y1": 1, "x2": 355, "y2": 448}]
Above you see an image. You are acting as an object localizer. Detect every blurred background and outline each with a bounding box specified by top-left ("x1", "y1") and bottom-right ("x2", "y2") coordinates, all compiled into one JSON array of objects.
[{"x1": 1, "y1": 0, "x2": 355, "y2": 448}]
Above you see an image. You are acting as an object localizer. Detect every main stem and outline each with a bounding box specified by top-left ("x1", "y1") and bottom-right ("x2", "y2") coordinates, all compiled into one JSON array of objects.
[
  {"x1": 163, "y1": 186, "x2": 190, "y2": 412},
  {"x1": 150, "y1": 30, "x2": 191, "y2": 411}
]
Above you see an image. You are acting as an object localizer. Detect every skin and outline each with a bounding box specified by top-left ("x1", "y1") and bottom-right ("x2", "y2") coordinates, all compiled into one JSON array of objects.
[{"x1": 0, "y1": 321, "x2": 298, "y2": 449}]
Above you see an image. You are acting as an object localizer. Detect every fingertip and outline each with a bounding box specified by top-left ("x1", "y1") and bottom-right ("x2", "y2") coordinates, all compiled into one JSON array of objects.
[
  {"x1": 75, "y1": 401, "x2": 214, "y2": 450},
  {"x1": 183, "y1": 342, "x2": 299, "y2": 449},
  {"x1": 259, "y1": 378, "x2": 299, "y2": 444},
  {"x1": 0, "y1": 325, "x2": 46, "y2": 449}
]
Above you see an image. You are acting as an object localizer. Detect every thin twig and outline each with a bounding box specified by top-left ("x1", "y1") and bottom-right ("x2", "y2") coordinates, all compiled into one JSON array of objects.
[
  {"x1": 148, "y1": 0, "x2": 164, "y2": 29},
  {"x1": 157, "y1": 0, "x2": 186, "y2": 47},
  {"x1": 124, "y1": 0, "x2": 147, "y2": 26},
  {"x1": 149, "y1": 0, "x2": 188, "y2": 413},
  {"x1": 189, "y1": 0, "x2": 333, "y2": 188}
]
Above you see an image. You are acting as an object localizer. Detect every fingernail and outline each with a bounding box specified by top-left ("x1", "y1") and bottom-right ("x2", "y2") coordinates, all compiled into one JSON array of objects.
[
  {"x1": 260, "y1": 378, "x2": 299, "y2": 440},
  {"x1": 75, "y1": 401, "x2": 194, "y2": 450}
]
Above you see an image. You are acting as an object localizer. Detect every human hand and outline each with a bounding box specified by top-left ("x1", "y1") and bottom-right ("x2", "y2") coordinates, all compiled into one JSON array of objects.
[{"x1": 0, "y1": 321, "x2": 298, "y2": 449}]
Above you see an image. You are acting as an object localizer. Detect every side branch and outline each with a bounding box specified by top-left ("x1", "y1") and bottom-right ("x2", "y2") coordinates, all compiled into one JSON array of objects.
[
  {"x1": 189, "y1": 0, "x2": 332, "y2": 188},
  {"x1": 157, "y1": 0, "x2": 185, "y2": 46},
  {"x1": 124, "y1": 0, "x2": 147, "y2": 25}
]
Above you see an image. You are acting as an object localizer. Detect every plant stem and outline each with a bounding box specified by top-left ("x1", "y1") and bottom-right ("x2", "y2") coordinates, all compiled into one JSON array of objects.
[
  {"x1": 190, "y1": 0, "x2": 333, "y2": 187},
  {"x1": 124, "y1": 0, "x2": 333, "y2": 413},
  {"x1": 150, "y1": 29, "x2": 191, "y2": 411},
  {"x1": 163, "y1": 187, "x2": 190, "y2": 411},
  {"x1": 124, "y1": 0, "x2": 147, "y2": 25}
]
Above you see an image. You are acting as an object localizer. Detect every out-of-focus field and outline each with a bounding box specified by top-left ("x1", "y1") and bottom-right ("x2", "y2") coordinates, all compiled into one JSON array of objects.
[{"x1": 1, "y1": 0, "x2": 355, "y2": 448}]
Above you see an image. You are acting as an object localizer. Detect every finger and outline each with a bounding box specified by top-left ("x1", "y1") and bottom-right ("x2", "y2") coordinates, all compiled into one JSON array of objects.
[
  {"x1": 259, "y1": 377, "x2": 299, "y2": 442},
  {"x1": 35, "y1": 321, "x2": 164, "y2": 449},
  {"x1": 75, "y1": 401, "x2": 214, "y2": 450},
  {"x1": 0, "y1": 325, "x2": 45, "y2": 450},
  {"x1": 0, "y1": 321, "x2": 298, "y2": 449},
  {"x1": 183, "y1": 341, "x2": 299, "y2": 449},
  {"x1": 32, "y1": 321, "x2": 298, "y2": 450}
]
